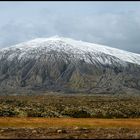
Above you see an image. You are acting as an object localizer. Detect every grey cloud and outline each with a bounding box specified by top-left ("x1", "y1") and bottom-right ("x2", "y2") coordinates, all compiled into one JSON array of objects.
[{"x1": 0, "y1": 10, "x2": 140, "y2": 54}]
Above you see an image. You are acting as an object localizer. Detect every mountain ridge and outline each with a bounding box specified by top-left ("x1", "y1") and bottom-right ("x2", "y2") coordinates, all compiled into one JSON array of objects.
[{"x1": 0, "y1": 36, "x2": 140, "y2": 95}]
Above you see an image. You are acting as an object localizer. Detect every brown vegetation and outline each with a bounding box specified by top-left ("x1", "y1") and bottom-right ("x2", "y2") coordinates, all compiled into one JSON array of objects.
[
  {"x1": 0, "y1": 94, "x2": 139, "y2": 118},
  {"x1": 0, "y1": 117, "x2": 140, "y2": 128},
  {"x1": 0, "y1": 94, "x2": 139, "y2": 139},
  {"x1": 0, "y1": 118, "x2": 139, "y2": 139}
]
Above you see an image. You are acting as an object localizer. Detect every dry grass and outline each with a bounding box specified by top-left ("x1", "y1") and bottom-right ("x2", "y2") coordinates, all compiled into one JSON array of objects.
[{"x1": 0, "y1": 117, "x2": 140, "y2": 128}]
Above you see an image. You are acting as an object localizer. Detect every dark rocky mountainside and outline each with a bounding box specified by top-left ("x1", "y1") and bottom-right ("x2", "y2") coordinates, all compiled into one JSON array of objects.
[{"x1": 0, "y1": 36, "x2": 140, "y2": 94}]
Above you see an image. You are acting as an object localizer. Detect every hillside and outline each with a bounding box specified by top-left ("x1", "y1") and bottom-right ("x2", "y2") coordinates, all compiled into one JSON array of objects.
[{"x1": 0, "y1": 36, "x2": 140, "y2": 94}]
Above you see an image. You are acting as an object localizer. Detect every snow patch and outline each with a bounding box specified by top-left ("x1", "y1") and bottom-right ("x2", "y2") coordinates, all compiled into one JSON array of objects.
[{"x1": 0, "y1": 36, "x2": 140, "y2": 65}]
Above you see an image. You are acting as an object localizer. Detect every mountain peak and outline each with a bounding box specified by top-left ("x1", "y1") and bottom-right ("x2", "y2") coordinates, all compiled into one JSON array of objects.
[
  {"x1": 1, "y1": 36, "x2": 140, "y2": 65},
  {"x1": 28, "y1": 36, "x2": 83, "y2": 44},
  {"x1": 30, "y1": 35, "x2": 69, "y2": 42}
]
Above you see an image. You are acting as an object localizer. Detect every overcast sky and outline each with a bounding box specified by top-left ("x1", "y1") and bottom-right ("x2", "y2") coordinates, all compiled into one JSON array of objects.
[{"x1": 0, "y1": 2, "x2": 140, "y2": 53}]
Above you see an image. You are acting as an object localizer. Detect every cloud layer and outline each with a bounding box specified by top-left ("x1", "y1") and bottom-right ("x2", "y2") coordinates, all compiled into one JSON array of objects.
[{"x1": 0, "y1": 2, "x2": 140, "y2": 54}]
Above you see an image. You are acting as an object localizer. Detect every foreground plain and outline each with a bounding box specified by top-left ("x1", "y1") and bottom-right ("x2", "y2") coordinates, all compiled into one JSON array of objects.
[
  {"x1": 0, "y1": 94, "x2": 139, "y2": 139},
  {"x1": 0, "y1": 118, "x2": 139, "y2": 139}
]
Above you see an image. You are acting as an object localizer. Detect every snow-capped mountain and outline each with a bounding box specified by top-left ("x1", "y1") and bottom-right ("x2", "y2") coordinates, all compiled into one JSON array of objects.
[
  {"x1": 1, "y1": 36, "x2": 140, "y2": 65},
  {"x1": 0, "y1": 36, "x2": 140, "y2": 94}
]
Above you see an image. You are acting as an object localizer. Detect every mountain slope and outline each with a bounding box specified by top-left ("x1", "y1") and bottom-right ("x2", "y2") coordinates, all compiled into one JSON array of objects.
[{"x1": 0, "y1": 36, "x2": 140, "y2": 94}]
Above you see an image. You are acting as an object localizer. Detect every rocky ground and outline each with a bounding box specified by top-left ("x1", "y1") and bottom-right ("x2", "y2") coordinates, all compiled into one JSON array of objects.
[{"x1": 0, "y1": 127, "x2": 139, "y2": 139}]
